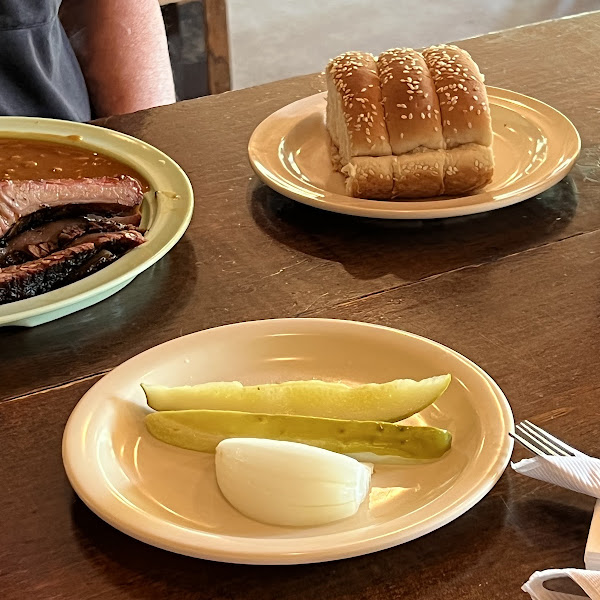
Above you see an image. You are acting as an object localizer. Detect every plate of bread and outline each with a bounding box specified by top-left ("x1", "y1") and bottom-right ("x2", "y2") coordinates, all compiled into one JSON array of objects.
[{"x1": 249, "y1": 45, "x2": 580, "y2": 219}]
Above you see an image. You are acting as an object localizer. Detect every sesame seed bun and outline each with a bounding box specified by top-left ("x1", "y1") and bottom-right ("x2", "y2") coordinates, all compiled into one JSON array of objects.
[
  {"x1": 325, "y1": 51, "x2": 392, "y2": 164},
  {"x1": 342, "y1": 157, "x2": 394, "y2": 199},
  {"x1": 326, "y1": 44, "x2": 494, "y2": 199},
  {"x1": 393, "y1": 150, "x2": 445, "y2": 198},
  {"x1": 422, "y1": 45, "x2": 493, "y2": 149},
  {"x1": 444, "y1": 144, "x2": 494, "y2": 195},
  {"x1": 378, "y1": 48, "x2": 444, "y2": 155}
]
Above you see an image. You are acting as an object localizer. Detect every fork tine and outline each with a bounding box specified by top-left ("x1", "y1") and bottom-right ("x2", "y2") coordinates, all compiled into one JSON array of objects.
[
  {"x1": 518, "y1": 422, "x2": 571, "y2": 456},
  {"x1": 522, "y1": 420, "x2": 577, "y2": 457},
  {"x1": 515, "y1": 424, "x2": 560, "y2": 455},
  {"x1": 509, "y1": 431, "x2": 546, "y2": 456}
]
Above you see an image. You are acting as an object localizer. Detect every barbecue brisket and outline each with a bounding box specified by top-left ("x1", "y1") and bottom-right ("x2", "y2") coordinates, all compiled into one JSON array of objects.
[
  {"x1": 0, "y1": 176, "x2": 143, "y2": 240},
  {"x1": 0, "y1": 230, "x2": 145, "y2": 304}
]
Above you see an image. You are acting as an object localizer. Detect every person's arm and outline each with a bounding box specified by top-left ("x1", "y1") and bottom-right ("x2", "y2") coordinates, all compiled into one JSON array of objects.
[{"x1": 60, "y1": 0, "x2": 176, "y2": 117}]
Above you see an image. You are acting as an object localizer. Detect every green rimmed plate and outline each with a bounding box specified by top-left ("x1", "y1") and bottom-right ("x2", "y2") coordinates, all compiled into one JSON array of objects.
[{"x1": 0, "y1": 117, "x2": 193, "y2": 327}]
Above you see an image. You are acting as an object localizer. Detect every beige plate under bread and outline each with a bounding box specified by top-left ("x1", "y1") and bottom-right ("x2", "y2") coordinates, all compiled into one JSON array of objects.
[{"x1": 248, "y1": 87, "x2": 580, "y2": 219}]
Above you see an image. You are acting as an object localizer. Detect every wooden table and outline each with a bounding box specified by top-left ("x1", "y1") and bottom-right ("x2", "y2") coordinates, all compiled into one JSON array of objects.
[{"x1": 2, "y1": 12, "x2": 600, "y2": 599}]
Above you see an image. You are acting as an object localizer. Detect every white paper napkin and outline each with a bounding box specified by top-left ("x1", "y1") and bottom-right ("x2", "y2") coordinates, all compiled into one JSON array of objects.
[
  {"x1": 523, "y1": 568, "x2": 600, "y2": 600},
  {"x1": 512, "y1": 455, "x2": 600, "y2": 499},
  {"x1": 587, "y1": 501, "x2": 600, "y2": 571},
  {"x1": 512, "y1": 455, "x2": 600, "y2": 571}
]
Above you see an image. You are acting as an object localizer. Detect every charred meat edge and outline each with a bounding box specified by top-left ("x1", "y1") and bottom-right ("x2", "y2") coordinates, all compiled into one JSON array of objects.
[{"x1": 0, "y1": 230, "x2": 145, "y2": 304}]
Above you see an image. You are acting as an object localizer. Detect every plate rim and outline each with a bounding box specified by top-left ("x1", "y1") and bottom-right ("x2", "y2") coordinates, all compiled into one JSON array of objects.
[
  {"x1": 0, "y1": 116, "x2": 194, "y2": 326},
  {"x1": 248, "y1": 86, "x2": 581, "y2": 220},
  {"x1": 62, "y1": 317, "x2": 514, "y2": 565}
]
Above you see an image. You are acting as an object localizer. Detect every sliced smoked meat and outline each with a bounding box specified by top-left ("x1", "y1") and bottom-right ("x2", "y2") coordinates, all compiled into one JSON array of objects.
[
  {"x1": 0, "y1": 230, "x2": 145, "y2": 304},
  {"x1": 0, "y1": 176, "x2": 143, "y2": 241},
  {"x1": 0, "y1": 214, "x2": 143, "y2": 267}
]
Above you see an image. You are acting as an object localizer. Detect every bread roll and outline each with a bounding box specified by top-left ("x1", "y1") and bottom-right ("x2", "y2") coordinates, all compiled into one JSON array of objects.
[
  {"x1": 422, "y1": 45, "x2": 492, "y2": 148},
  {"x1": 393, "y1": 150, "x2": 445, "y2": 198},
  {"x1": 444, "y1": 144, "x2": 493, "y2": 195},
  {"x1": 325, "y1": 51, "x2": 392, "y2": 165},
  {"x1": 342, "y1": 157, "x2": 394, "y2": 199},
  {"x1": 326, "y1": 44, "x2": 494, "y2": 199},
  {"x1": 378, "y1": 48, "x2": 444, "y2": 155}
]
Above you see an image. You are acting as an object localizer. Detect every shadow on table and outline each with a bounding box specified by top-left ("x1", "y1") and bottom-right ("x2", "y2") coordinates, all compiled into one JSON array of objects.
[
  {"x1": 509, "y1": 496, "x2": 594, "y2": 549},
  {"x1": 0, "y1": 238, "x2": 198, "y2": 397},
  {"x1": 249, "y1": 177, "x2": 578, "y2": 282},
  {"x1": 69, "y1": 488, "x2": 512, "y2": 599}
]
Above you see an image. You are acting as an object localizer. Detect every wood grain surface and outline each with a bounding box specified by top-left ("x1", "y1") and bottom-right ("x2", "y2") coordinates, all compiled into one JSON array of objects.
[{"x1": 2, "y1": 11, "x2": 600, "y2": 600}]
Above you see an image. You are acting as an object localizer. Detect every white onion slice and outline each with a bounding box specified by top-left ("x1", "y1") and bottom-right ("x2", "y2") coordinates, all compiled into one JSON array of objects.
[{"x1": 215, "y1": 438, "x2": 373, "y2": 527}]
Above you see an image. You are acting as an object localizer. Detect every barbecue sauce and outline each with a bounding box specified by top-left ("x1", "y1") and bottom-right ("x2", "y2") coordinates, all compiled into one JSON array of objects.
[{"x1": 0, "y1": 137, "x2": 149, "y2": 191}]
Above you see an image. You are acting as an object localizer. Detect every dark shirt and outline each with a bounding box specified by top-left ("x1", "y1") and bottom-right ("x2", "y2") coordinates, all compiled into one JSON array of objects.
[{"x1": 0, "y1": 0, "x2": 91, "y2": 121}]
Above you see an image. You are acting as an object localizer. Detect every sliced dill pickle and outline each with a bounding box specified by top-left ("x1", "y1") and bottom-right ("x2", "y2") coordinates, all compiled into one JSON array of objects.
[
  {"x1": 145, "y1": 410, "x2": 452, "y2": 462},
  {"x1": 142, "y1": 374, "x2": 451, "y2": 422}
]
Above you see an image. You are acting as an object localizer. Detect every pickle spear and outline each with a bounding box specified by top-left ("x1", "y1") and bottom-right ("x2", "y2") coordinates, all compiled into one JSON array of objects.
[
  {"x1": 145, "y1": 410, "x2": 452, "y2": 461},
  {"x1": 142, "y1": 374, "x2": 451, "y2": 422}
]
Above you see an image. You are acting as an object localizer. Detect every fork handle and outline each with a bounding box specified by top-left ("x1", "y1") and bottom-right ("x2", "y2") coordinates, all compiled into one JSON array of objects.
[{"x1": 585, "y1": 499, "x2": 600, "y2": 571}]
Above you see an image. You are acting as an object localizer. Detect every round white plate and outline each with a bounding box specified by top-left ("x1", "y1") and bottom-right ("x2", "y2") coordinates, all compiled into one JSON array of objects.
[
  {"x1": 248, "y1": 87, "x2": 580, "y2": 219},
  {"x1": 63, "y1": 318, "x2": 513, "y2": 564},
  {"x1": 0, "y1": 117, "x2": 193, "y2": 327}
]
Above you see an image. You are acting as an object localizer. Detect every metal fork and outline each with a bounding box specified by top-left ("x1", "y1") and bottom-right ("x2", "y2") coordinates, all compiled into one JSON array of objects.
[
  {"x1": 509, "y1": 419, "x2": 581, "y2": 458},
  {"x1": 509, "y1": 419, "x2": 599, "y2": 571}
]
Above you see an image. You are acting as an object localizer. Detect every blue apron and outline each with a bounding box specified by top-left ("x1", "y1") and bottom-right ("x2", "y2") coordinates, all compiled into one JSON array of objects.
[{"x1": 0, "y1": 0, "x2": 91, "y2": 121}]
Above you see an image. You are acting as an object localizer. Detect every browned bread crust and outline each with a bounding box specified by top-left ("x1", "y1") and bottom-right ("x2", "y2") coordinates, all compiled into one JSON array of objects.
[{"x1": 326, "y1": 45, "x2": 494, "y2": 199}]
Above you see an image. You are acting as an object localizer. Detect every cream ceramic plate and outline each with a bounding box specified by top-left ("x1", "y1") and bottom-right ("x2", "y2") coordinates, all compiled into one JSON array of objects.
[
  {"x1": 63, "y1": 318, "x2": 514, "y2": 565},
  {"x1": 0, "y1": 117, "x2": 193, "y2": 327},
  {"x1": 248, "y1": 87, "x2": 580, "y2": 219}
]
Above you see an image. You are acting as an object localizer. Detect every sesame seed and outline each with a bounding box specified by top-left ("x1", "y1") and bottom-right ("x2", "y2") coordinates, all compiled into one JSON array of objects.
[
  {"x1": 421, "y1": 112, "x2": 426, "y2": 119},
  {"x1": 408, "y1": 113, "x2": 413, "y2": 119},
  {"x1": 467, "y1": 122, "x2": 472, "y2": 129}
]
